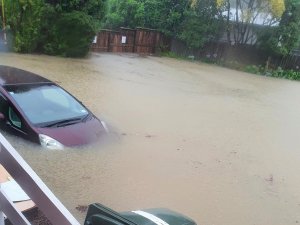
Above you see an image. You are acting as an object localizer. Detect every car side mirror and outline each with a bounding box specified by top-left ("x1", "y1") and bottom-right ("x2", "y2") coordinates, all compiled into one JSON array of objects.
[{"x1": 0, "y1": 112, "x2": 5, "y2": 121}]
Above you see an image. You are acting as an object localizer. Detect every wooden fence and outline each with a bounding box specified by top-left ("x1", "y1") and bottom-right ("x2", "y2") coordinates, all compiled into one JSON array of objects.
[
  {"x1": 170, "y1": 39, "x2": 300, "y2": 71},
  {"x1": 91, "y1": 28, "x2": 168, "y2": 55}
]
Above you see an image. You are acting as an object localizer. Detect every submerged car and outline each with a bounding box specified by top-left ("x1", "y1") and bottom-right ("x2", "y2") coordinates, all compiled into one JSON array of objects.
[
  {"x1": 84, "y1": 203, "x2": 197, "y2": 225},
  {"x1": 0, "y1": 65, "x2": 108, "y2": 149}
]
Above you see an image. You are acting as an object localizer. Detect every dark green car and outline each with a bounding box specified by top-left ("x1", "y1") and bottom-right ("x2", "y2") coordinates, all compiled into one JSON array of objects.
[{"x1": 84, "y1": 203, "x2": 196, "y2": 225}]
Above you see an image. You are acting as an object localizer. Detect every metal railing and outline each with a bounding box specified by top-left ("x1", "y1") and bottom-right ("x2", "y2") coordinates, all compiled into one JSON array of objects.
[{"x1": 0, "y1": 133, "x2": 81, "y2": 225}]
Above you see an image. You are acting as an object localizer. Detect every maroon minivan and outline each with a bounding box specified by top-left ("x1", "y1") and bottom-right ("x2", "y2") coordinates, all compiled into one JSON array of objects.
[{"x1": 0, "y1": 65, "x2": 108, "y2": 149}]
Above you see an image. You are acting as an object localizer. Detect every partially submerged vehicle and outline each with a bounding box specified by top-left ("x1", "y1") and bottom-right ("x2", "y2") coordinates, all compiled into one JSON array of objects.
[
  {"x1": 84, "y1": 203, "x2": 197, "y2": 225},
  {"x1": 0, "y1": 66, "x2": 197, "y2": 225},
  {"x1": 0, "y1": 65, "x2": 108, "y2": 149}
]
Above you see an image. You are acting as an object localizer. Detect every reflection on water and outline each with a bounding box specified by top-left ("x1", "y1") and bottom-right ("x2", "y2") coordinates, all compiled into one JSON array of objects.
[{"x1": 1, "y1": 53, "x2": 300, "y2": 225}]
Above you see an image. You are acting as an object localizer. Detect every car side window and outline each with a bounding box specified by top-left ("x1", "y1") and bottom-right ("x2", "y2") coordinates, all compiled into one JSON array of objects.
[
  {"x1": 8, "y1": 107, "x2": 22, "y2": 128},
  {"x1": 0, "y1": 93, "x2": 7, "y2": 114}
]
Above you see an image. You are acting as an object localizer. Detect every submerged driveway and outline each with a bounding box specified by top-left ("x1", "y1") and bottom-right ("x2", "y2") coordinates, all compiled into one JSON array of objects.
[{"x1": 0, "y1": 52, "x2": 299, "y2": 225}]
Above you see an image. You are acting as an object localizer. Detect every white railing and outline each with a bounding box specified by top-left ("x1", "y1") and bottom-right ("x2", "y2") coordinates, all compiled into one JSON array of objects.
[{"x1": 0, "y1": 133, "x2": 80, "y2": 225}]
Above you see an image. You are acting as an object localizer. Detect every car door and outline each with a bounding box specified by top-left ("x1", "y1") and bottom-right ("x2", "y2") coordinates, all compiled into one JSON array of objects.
[
  {"x1": 0, "y1": 93, "x2": 9, "y2": 128},
  {"x1": 0, "y1": 93, "x2": 32, "y2": 141}
]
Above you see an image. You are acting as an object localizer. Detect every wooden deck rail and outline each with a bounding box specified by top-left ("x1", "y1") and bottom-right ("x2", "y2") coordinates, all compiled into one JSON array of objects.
[
  {"x1": 0, "y1": 186, "x2": 30, "y2": 225},
  {"x1": 0, "y1": 133, "x2": 80, "y2": 225}
]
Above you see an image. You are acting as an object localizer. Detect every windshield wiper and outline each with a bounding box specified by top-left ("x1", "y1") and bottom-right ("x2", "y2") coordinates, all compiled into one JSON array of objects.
[{"x1": 43, "y1": 117, "x2": 82, "y2": 128}]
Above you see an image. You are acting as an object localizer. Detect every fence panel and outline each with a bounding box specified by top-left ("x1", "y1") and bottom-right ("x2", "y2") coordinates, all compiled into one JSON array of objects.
[
  {"x1": 120, "y1": 28, "x2": 135, "y2": 53},
  {"x1": 135, "y1": 28, "x2": 160, "y2": 54},
  {"x1": 109, "y1": 32, "x2": 123, "y2": 52},
  {"x1": 91, "y1": 30, "x2": 110, "y2": 52},
  {"x1": 91, "y1": 28, "x2": 165, "y2": 55}
]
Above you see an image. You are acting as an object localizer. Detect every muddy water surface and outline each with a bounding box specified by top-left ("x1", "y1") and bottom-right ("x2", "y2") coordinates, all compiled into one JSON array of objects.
[{"x1": 0, "y1": 52, "x2": 300, "y2": 225}]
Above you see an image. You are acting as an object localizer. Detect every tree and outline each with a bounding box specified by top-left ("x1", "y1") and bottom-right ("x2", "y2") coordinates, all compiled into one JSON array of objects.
[
  {"x1": 38, "y1": 8, "x2": 97, "y2": 57},
  {"x1": 177, "y1": 0, "x2": 224, "y2": 48},
  {"x1": 5, "y1": 0, "x2": 105, "y2": 57},
  {"x1": 258, "y1": 0, "x2": 300, "y2": 56},
  {"x1": 5, "y1": 0, "x2": 44, "y2": 52},
  {"x1": 44, "y1": 0, "x2": 105, "y2": 20},
  {"x1": 220, "y1": 0, "x2": 286, "y2": 45},
  {"x1": 54, "y1": 11, "x2": 97, "y2": 57},
  {"x1": 143, "y1": 0, "x2": 188, "y2": 36},
  {"x1": 38, "y1": 1, "x2": 102, "y2": 57},
  {"x1": 102, "y1": 0, "x2": 145, "y2": 29}
]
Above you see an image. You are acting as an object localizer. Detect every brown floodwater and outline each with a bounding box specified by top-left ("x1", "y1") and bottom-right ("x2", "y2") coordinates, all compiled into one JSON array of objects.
[{"x1": 0, "y1": 52, "x2": 300, "y2": 225}]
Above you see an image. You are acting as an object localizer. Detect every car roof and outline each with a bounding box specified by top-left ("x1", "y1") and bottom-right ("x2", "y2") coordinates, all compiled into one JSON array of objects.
[{"x1": 0, "y1": 65, "x2": 53, "y2": 86}]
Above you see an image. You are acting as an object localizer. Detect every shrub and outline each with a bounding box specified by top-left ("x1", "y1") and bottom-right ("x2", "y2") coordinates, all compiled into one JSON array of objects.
[
  {"x1": 244, "y1": 65, "x2": 262, "y2": 74},
  {"x1": 6, "y1": 0, "x2": 44, "y2": 53},
  {"x1": 43, "y1": 11, "x2": 96, "y2": 57},
  {"x1": 161, "y1": 51, "x2": 186, "y2": 60},
  {"x1": 6, "y1": 1, "x2": 101, "y2": 57},
  {"x1": 244, "y1": 65, "x2": 300, "y2": 81},
  {"x1": 276, "y1": 69, "x2": 300, "y2": 80}
]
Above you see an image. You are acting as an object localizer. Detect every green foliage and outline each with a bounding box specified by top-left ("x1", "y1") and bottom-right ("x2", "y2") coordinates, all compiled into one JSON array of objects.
[
  {"x1": 5, "y1": 0, "x2": 44, "y2": 53},
  {"x1": 244, "y1": 65, "x2": 264, "y2": 74},
  {"x1": 103, "y1": 0, "x2": 145, "y2": 29},
  {"x1": 244, "y1": 65, "x2": 300, "y2": 81},
  {"x1": 43, "y1": 11, "x2": 97, "y2": 57},
  {"x1": 103, "y1": 0, "x2": 220, "y2": 48},
  {"x1": 223, "y1": 60, "x2": 244, "y2": 70},
  {"x1": 143, "y1": 0, "x2": 188, "y2": 36},
  {"x1": 5, "y1": 0, "x2": 103, "y2": 57},
  {"x1": 45, "y1": 0, "x2": 105, "y2": 20},
  {"x1": 160, "y1": 51, "x2": 186, "y2": 60},
  {"x1": 258, "y1": 0, "x2": 300, "y2": 56},
  {"x1": 178, "y1": 14, "x2": 208, "y2": 48},
  {"x1": 103, "y1": 0, "x2": 188, "y2": 35},
  {"x1": 177, "y1": 0, "x2": 223, "y2": 49},
  {"x1": 201, "y1": 57, "x2": 218, "y2": 64},
  {"x1": 270, "y1": 67, "x2": 300, "y2": 80}
]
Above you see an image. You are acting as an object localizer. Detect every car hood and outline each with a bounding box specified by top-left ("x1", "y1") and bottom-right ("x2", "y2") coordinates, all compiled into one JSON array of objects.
[
  {"x1": 84, "y1": 203, "x2": 197, "y2": 225},
  {"x1": 36, "y1": 117, "x2": 106, "y2": 147},
  {"x1": 121, "y1": 208, "x2": 197, "y2": 225}
]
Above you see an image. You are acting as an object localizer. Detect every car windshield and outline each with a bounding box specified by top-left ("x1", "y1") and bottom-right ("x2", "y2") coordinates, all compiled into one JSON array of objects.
[{"x1": 5, "y1": 84, "x2": 89, "y2": 126}]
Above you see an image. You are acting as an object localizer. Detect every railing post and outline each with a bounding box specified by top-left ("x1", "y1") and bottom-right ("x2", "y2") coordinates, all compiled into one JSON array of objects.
[
  {"x1": 0, "y1": 188, "x2": 31, "y2": 225},
  {"x1": 0, "y1": 133, "x2": 80, "y2": 225},
  {"x1": 0, "y1": 183, "x2": 4, "y2": 225},
  {"x1": 0, "y1": 211, "x2": 4, "y2": 225}
]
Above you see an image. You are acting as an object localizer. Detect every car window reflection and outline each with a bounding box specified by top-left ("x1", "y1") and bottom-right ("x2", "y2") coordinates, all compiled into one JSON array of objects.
[
  {"x1": 5, "y1": 84, "x2": 88, "y2": 126},
  {"x1": 8, "y1": 107, "x2": 22, "y2": 128}
]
